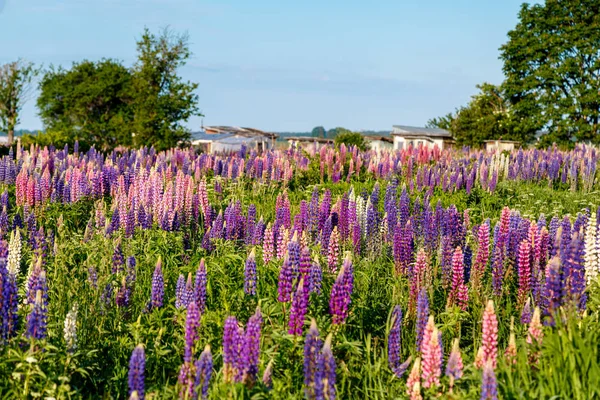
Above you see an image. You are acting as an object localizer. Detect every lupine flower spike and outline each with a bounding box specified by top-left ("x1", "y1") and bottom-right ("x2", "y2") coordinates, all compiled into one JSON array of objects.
[
  {"x1": 128, "y1": 344, "x2": 145, "y2": 400},
  {"x1": 481, "y1": 359, "x2": 498, "y2": 400},
  {"x1": 481, "y1": 300, "x2": 498, "y2": 368},
  {"x1": 445, "y1": 338, "x2": 463, "y2": 391}
]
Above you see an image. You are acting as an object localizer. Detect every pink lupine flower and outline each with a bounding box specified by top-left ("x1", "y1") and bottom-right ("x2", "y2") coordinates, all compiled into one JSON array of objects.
[
  {"x1": 409, "y1": 249, "x2": 428, "y2": 315},
  {"x1": 263, "y1": 223, "x2": 274, "y2": 264},
  {"x1": 517, "y1": 239, "x2": 532, "y2": 308},
  {"x1": 406, "y1": 357, "x2": 421, "y2": 398},
  {"x1": 505, "y1": 318, "x2": 517, "y2": 365},
  {"x1": 327, "y1": 226, "x2": 340, "y2": 273},
  {"x1": 445, "y1": 338, "x2": 463, "y2": 390},
  {"x1": 474, "y1": 346, "x2": 485, "y2": 369},
  {"x1": 472, "y1": 221, "x2": 490, "y2": 291},
  {"x1": 447, "y1": 247, "x2": 468, "y2": 311},
  {"x1": 421, "y1": 321, "x2": 441, "y2": 389},
  {"x1": 481, "y1": 300, "x2": 498, "y2": 368}
]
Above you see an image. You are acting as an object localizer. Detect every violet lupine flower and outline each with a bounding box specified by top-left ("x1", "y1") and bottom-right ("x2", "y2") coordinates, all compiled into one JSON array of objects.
[
  {"x1": 416, "y1": 289, "x2": 429, "y2": 352},
  {"x1": 112, "y1": 242, "x2": 125, "y2": 274},
  {"x1": 289, "y1": 279, "x2": 309, "y2": 335},
  {"x1": 195, "y1": 259, "x2": 207, "y2": 314},
  {"x1": 520, "y1": 298, "x2": 532, "y2": 325},
  {"x1": 184, "y1": 302, "x2": 201, "y2": 363},
  {"x1": 150, "y1": 260, "x2": 164, "y2": 309},
  {"x1": 329, "y1": 254, "x2": 353, "y2": 325},
  {"x1": 445, "y1": 338, "x2": 463, "y2": 389},
  {"x1": 1, "y1": 265, "x2": 19, "y2": 340},
  {"x1": 223, "y1": 316, "x2": 242, "y2": 383},
  {"x1": 243, "y1": 307, "x2": 262, "y2": 384},
  {"x1": 388, "y1": 305, "x2": 409, "y2": 377},
  {"x1": 299, "y1": 246, "x2": 312, "y2": 282},
  {"x1": 115, "y1": 276, "x2": 130, "y2": 308},
  {"x1": 543, "y1": 257, "x2": 563, "y2": 317},
  {"x1": 128, "y1": 344, "x2": 145, "y2": 400},
  {"x1": 310, "y1": 256, "x2": 323, "y2": 295},
  {"x1": 277, "y1": 254, "x2": 294, "y2": 303},
  {"x1": 481, "y1": 359, "x2": 498, "y2": 400},
  {"x1": 26, "y1": 290, "x2": 47, "y2": 340},
  {"x1": 304, "y1": 319, "x2": 322, "y2": 398},
  {"x1": 421, "y1": 317, "x2": 441, "y2": 389},
  {"x1": 244, "y1": 249, "x2": 257, "y2": 296},
  {"x1": 491, "y1": 245, "x2": 504, "y2": 296},
  {"x1": 175, "y1": 274, "x2": 186, "y2": 309},
  {"x1": 315, "y1": 334, "x2": 336, "y2": 400},
  {"x1": 262, "y1": 359, "x2": 274, "y2": 390},
  {"x1": 194, "y1": 345, "x2": 212, "y2": 400},
  {"x1": 565, "y1": 233, "x2": 586, "y2": 310},
  {"x1": 517, "y1": 239, "x2": 532, "y2": 309},
  {"x1": 481, "y1": 300, "x2": 498, "y2": 368}
]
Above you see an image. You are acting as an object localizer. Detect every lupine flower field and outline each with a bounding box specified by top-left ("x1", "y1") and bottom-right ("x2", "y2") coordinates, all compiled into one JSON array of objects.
[{"x1": 0, "y1": 142, "x2": 600, "y2": 399}]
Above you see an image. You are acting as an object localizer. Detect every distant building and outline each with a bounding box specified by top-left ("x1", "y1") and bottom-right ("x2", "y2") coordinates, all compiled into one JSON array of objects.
[
  {"x1": 191, "y1": 126, "x2": 277, "y2": 153},
  {"x1": 286, "y1": 136, "x2": 333, "y2": 150},
  {"x1": 364, "y1": 135, "x2": 393, "y2": 151},
  {"x1": 391, "y1": 125, "x2": 454, "y2": 150},
  {"x1": 0, "y1": 136, "x2": 8, "y2": 146},
  {"x1": 484, "y1": 139, "x2": 520, "y2": 152}
]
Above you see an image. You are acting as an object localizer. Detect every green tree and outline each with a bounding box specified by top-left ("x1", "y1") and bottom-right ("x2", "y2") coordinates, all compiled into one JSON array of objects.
[
  {"x1": 327, "y1": 127, "x2": 351, "y2": 139},
  {"x1": 334, "y1": 131, "x2": 368, "y2": 151},
  {"x1": 37, "y1": 59, "x2": 133, "y2": 150},
  {"x1": 500, "y1": 0, "x2": 600, "y2": 146},
  {"x1": 311, "y1": 126, "x2": 326, "y2": 138},
  {"x1": 0, "y1": 60, "x2": 39, "y2": 145},
  {"x1": 428, "y1": 83, "x2": 535, "y2": 147},
  {"x1": 130, "y1": 28, "x2": 201, "y2": 151}
]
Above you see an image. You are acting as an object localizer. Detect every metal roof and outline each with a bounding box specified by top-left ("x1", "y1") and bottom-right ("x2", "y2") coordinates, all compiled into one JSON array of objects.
[
  {"x1": 217, "y1": 136, "x2": 259, "y2": 145},
  {"x1": 392, "y1": 125, "x2": 452, "y2": 138},
  {"x1": 190, "y1": 131, "x2": 234, "y2": 142}
]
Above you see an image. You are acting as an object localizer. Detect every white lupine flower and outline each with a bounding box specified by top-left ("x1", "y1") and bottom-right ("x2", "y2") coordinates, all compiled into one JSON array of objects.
[
  {"x1": 64, "y1": 304, "x2": 78, "y2": 352},
  {"x1": 584, "y1": 212, "x2": 599, "y2": 286},
  {"x1": 7, "y1": 229, "x2": 22, "y2": 277}
]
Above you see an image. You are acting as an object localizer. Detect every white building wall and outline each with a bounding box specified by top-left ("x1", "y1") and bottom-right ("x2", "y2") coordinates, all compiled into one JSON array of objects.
[
  {"x1": 368, "y1": 140, "x2": 393, "y2": 151},
  {"x1": 393, "y1": 136, "x2": 446, "y2": 150}
]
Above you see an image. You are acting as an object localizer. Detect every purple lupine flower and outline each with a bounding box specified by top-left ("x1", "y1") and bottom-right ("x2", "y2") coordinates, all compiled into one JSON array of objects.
[
  {"x1": 115, "y1": 277, "x2": 130, "y2": 308},
  {"x1": 194, "y1": 345, "x2": 213, "y2": 400},
  {"x1": 262, "y1": 360, "x2": 274, "y2": 390},
  {"x1": 543, "y1": 257, "x2": 563, "y2": 317},
  {"x1": 289, "y1": 279, "x2": 309, "y2": 335},
  {"x1": 481, "y1": 360, "x2": 498, "y2": 400},
  {"x1": 416, "y1": 289, "x2": 429, "y2": 352},
  {"x1": 195, "y1": 259, "x2": 207, "y2": 313},
  {"x1": 491, "y1": 245, "x2": 504, "y2": 296},
  {"x1": 26, "y1": 290, "x2": 47, "y2": 339},
  {"x1": 566, "y1": 233, "x2": 586, "y2": 310},
  {"x1": 388, "y1": 305, "x2": 407, "y2": 377},
  {"x1": 101, "y1": 282, "x2": 113, "y2": 308},
  {"x1": 445, "y1": 338, "x2": 463, "y2": 386},
  {"x1": 150, "y1": 260, "x2": 164, "y2": 309},
  {"x1": 277, "y1": 254, "x2": 294, "y2": 303},
  {"x1": 128, "y1": 344, "x2": 146, "y2": 400},
  {"x1": 112, "y1": 242, "x2": 124, "y2": 274},
  {"x1": 244, "y1": 249, "x2": 257, "y2": 295},
  {"x1": 310, "y1": 255, "x2": 322, "y2": 294},
  {"x1": 315, "y1": 334, "x2": 336, "y2": 400},
  {"x1": 304, "y1": 319, "x2": 322, "y2": 398},
  {"x1": 175, "y1": 274, "x2": 186, "y2": 309},
  {"x1": 223, "y1": 316, "x2": 242, "y2": 383},
  {"x1": 184, "y1": 301, "x2": 201, "y2": 363},
  {"x1": 520, "y1": 298, "x2": 532, "y2": 325},
  {"x1": 87, "y1": 266, "x2": 98, "y2": 289},
  {"x1": 299, "y1": 245, "x2": 312, "y2": 284},
  {"x1": 1, "y1": 266, "x2": 18, "y2": 340},
  {"x1": 329, "y1": 253, "x2": 353, "y2": 325},
  {"x1": 243, "y1": 307, "x2": 262, "y2": 384}
]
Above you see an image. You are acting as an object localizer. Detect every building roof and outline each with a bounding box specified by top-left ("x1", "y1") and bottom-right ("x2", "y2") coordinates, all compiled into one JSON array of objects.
[
  {"x1": 203, "y1": 126, "x2": 278, "y2": 139},
  {"x1": 364, "y1": 135, "x2": 393, "y2": 143},
  {"x1": 391, "y1": 125, "x2": 452, "y2": 138},
  {"x1": 285, "y1": 137, "x2": 333, "y2": 144},
  {"x1": 217, "y1": 136, "x2": 259, "y2": 145},
  {"x1": 190, "y1": 131, "x2": 235, "y2": 142}
]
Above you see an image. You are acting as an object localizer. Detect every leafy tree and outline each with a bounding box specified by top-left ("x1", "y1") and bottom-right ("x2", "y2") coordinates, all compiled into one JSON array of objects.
[
  {"x1": 500, "y1": 0, "x2": 600, "y2": 145},
  {"x1": 334, "y1": 131, "x2": 368, "y2": 151},
  {"x1": 428, "y1": 83, "x2": 535, "y2": 147},
  {"x1": 37, "y1": 59, "x2": 133, "y2": 151},
  {"x1": 0, "y1": 60, "x2": 39, "y2": 145},
  {"x1": 327, "y1": 127, "x2": 351, "y2": 139},
  {"x1": 311, "y1": 126, "x2": 326, "y2": 138},
  {"x1": 130, "y1": 28, "x2": 201, "y2": 151}
]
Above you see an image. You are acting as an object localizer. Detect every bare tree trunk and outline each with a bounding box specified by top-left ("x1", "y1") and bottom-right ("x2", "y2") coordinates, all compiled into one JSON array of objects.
[{"x1": 7, "y1": 128, "x2": 14, "y2": 146}]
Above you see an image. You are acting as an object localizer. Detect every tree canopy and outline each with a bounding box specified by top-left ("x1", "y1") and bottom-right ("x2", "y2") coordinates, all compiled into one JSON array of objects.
[
  {"x1": 311, "y1": 126, "x2": 326, "y2": 138},
  {"x1": 334, "y1": 131, "x2": 368, "y2": 151},
  {"x1": 35, "y1": 27, "x2": 201, "y2": 151},
  {"x1": 500, "y1": 0, "x2": 600, "y2": 146}
]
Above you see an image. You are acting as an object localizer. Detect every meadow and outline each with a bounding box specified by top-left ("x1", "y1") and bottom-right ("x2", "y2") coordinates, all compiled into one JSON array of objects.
[{"x1": 0, "y1": 143, "x2": 599, "y2": 399}]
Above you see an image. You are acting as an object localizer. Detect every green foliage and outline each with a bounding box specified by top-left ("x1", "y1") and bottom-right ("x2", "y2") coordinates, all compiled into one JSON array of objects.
[
  {"x1": 428, "y1": 83, "x2": 536, "y2": 147},
  {"x1": 34, "y1": 27, "x2": 201, "y2": 151},
  {"x1": 37, "y1": 59, "x2": 133, "y2": 151},
  {"x1": 327, "y1": 127, "x2": 352, "y2": 139},
  {"x1": 130, "y1": 27, "x2": 201, "y2": 151},
  {"x1": 334, "y1": 131, "x2": 368, "y2": 151},
  {"x1": 500, "y1": 0, "x2": 600, "y2": 146},
  {"x1": 0, "y1": 59, "x2": 40, "y2": 145},
  {"x1": 311, "y1": 126, "x2": 326, "y2": 138}
]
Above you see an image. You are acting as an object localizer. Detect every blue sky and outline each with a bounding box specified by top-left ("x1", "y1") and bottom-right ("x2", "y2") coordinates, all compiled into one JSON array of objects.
[{"x1": 0, "y1": 0, "x2": 533, "y2": 132}]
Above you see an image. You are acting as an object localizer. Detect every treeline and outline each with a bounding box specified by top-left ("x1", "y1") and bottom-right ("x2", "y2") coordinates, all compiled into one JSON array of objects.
[
  {"x1": 428, "y1": 0, "x2": 600, "y2": 149},
  {"x1": 0, "y1": 28, "x2": 200, "y2": 151}
]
